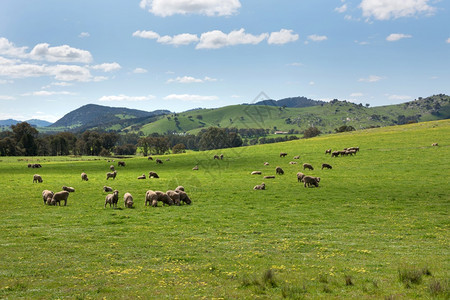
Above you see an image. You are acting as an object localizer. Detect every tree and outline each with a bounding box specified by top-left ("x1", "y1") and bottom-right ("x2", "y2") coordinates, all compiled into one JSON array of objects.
[
  {"x1": 303, "y1": 127, "x2": 321, "y2": 138},
  {"x1": 334, "y1": 125, "x2": 355, "y2": 133},
  {"x1": 11, "y1": 122, "x2": 38, "y2": 156},
  {"x1": 172, "y1": 143, "x2": 186, "y2": 154}
]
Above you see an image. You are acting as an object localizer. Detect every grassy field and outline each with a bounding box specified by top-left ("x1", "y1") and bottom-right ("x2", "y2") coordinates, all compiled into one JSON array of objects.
[{"x1": 0, "y1": 120, "x2": 449, "y2": 299}]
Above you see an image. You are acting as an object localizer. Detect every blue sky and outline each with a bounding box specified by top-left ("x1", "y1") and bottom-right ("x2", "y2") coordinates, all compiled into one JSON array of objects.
[{"x1": 0, "y1": 0, "x2": 449, "y2": 122}]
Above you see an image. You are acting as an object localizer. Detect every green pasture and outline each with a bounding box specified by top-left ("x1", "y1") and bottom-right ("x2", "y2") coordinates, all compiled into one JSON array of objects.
[{"x1": 0, "y1": 120, "x2": 449, "y2": 299}]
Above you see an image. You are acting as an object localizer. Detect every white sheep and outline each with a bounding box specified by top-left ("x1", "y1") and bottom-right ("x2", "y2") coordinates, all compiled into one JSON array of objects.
[
  {"x1": 123, "y1": 192, "x2": 134, "y2": 208},
  {"x1": 105, "y1": 190, "x2": 119, "y2": 208}
]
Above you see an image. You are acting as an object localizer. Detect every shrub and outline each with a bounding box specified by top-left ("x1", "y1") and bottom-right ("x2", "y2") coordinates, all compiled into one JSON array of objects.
[{"x1": 303, "y1": 127, "x2": 321, "y2": 138}]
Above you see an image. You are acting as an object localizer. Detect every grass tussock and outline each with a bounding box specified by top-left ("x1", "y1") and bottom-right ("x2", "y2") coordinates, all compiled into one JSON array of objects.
[{"x1": 398, "y1": 265, "x2": 432, "y2": 287}]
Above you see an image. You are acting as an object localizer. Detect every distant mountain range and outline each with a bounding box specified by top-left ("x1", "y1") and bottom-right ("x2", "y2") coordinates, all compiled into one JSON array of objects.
[
  {"x1": 0, "y1": 119, "x2": 52, "y2": 127},
  {"x1": 1, "y1": 94, "x2": 449, "y2": 134}
]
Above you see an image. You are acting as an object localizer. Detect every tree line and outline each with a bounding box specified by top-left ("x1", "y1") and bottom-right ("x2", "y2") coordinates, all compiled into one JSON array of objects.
[{"x1": 0, "y1": 122, "x2": 320, "y2": 157}]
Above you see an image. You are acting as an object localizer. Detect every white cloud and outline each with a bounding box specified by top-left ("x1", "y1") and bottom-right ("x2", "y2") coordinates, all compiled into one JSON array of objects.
[
  {"x1": 288, "y1": 62, "x2": 303, "y2": 67},
  {"x1": 446, "y1": 38, "x2": 450, "y2": 44},
  {"x1": 197, "y1": 29, "x2": 268, "y2": 49},
  {"x1": 139, "y1": 0, "x2": 241, "y2": 17},
  {"x1": 0, "y1": 79, "x2": 13, "y2": 84},
  {"x1": 335, "y1": 4, "x2": 347, "y2": 13},
  {"x1": 22, "y1": 90, "x2": 75, "y2": 96},
  {"x1": 0, "y1": 95, "x2": 15, "y2": 100},
  {"x1": 268, "y1": 29, "x2": 299, "y2": 45},
  {"x1": 308, "y1": 34, "x2": 328, "y2": 42},
  {"x1": 90, "y1": 62, "x2": 121, "y2": 72},
  {"x1": 164, "y1": 94, "x2": 218, "y2": 102},
  {"x1": 79, "y1": 32, "x2": 90, "y2": 38},
  {"x1": 167, "y1": 76, "x2": 217, "y2": 83},
  {"x1": 0, "y1": 37, "x2": 28, "y2": 57},
  {"x1": 358, "y1": 75, "x2": 383, "y2": 82},
  {"x1": 99, "y1": 94, "x2": 155, "y2": 102},
  {"x1": 309, "y1": 81, "x2": 315, "y2": 86},
  {"x1": 386, "y1": 33, "x2": 412, "y2": 41},
  {"x1": 359, "y1": 0, "x2": 436, "y2": 20},
  {"x1": 29, "y1": 43, "x2": 93, "y2": 63},
  {"x1": 133, "y1": 30, "x2": 199, "y2": 46},
  {"x1": 133, "y1": 67, "x2": 148, "y2": 74},
  {"x1": 350, "y1": 92, "x2": 364, "y2": 97},
  {"x1": 388, "y1": 94, "x2": 412, "y2": 100}
]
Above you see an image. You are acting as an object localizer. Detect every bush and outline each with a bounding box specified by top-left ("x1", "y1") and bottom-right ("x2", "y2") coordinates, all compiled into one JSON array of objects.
[{"x1": 303, "y1": 127, "x2": 321, "y2": 138}]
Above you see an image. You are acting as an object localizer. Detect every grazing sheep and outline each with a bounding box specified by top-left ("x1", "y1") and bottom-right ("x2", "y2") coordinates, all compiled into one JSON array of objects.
[
  {"x1": 103, "y1": 186, "x2": 113, "y2": 192},
  {"x1": 192, "y1": 165, "x2": 199, "y2": 170},
  {"x1": 137, "y1": 174, "x2": 146, "y2": 179},
  {"x1": 263, "y1": 175, "x2": 275, "y2": 179},
  {"x1": 322, "y1": 163, "x2": 332, "y2": 170},
  {"x1": 62, "y1": 186, "x2": 75, "y2": 192},
  {"x1": 432, "y1": 143, "x2": 438, "y2": 146},
  {"x1": 325, "y1": 149, "x2": 332, "y2": 154},
  {"x1": 33, "y1": 174, "x2": 43, "y2": 183},
  {"x1": 253, "y1": 182, "x2": 265, "y2": 190},
  {"x1": 106, "y1": 171, "x2": 117, "y2": 180},
  {"x1": 109, "y1": 165, "x2": 115, "y2": 171},
  {"x1": 123, "y1": 192, "x2": 134, "y2": 208},
  {"x1": 178, "y1": 190, "x2": 192, "y2": 205},
  {"x1": 31, "y1": 163, "x2": 42, "y2": 168},
  {"x1": 289, "y1": 161, "x2": 297, "y2": 165},
  {"x1": 220, "y1": 154, "x2": 224, "y2": 160},
  {"x1": 302, "y1": 176, "x2": 320, "y2": 188},
  {"x1": 148, "y1": 156, "x2": 153, "y2": 160},
  {"x1": 81, "y1": 172, "x2": 89, "y2": 181},
  {"x1": 331, "y1": 151, "x2": 340, "y2": 157},
  {"x1": 105, "y1": 190, "x2": 119, "y2": 208},
  {"x1": 156, "y1": 159, "x2": 163, "y2": 164},
  {"x1": 42, "y1": 190, "x2": 54, "y2": 205},
  {"x1": 28, "y1": 163, "x2": 31, "y2": 168},
  {"x1": 293, "y1": 155, "x2": 300, "y2": 159},
  {"x1": 175, "y1": 186, "x2": 185, "y2": 192},
  {"x1": 145, "y1": 190, "x2": 173, "y2": 207},
  {"x1": 251, "y1": 171, "x2": 262, "y2": 175},
  {"x1": 213, "y1": 155, "x2": 220, "y2": 160},
  {"x1": 280, "y1": 152, "x2": 288, "y2": 158},
  {"x1": 118, "y1": 161, "x2": 126, "y2": 167},
  {"x1": 166, "y1": 190, "x2": 181, "y2": 206},
  {"x1": 264, "y1": 162, "x2": 269, "y2": 166},
  {"x1": 296, "y1": 172, "x2": 305, "y2": 182},
  {"x1": 303, "y1": 163, "x2": 314, "y2": 170},
  {"x1": 52, "y1": 191, "x2": 70, "y2": 206},
  {"x1": 275, "y1": 166, "x2": 284, "y2": 175},
  {"x1": 148, "y1": 171, "x2": 159, "y2": 178},
  {"x1": 346, "y1": 149, "x2": 357, "y2": 156},
  {"x1": 347, "y1": 147, "x2": 359, "y2": 152}
]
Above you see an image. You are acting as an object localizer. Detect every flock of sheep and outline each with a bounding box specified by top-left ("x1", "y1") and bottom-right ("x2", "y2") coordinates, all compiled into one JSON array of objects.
[
  {"x1": 34, "y1": 158, "x2": 192, "y2": 209},
  {"x1": 252, "y1": 147, "x2": 360, "y2": 190}
]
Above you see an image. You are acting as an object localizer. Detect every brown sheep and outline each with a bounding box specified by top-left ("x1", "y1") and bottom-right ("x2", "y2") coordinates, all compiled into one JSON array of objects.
[
  {"x1": 52, "y1": 191, "x2": 70, "y2": 206},
  {"x1": 331, "y1": 151, "x2": 340, "y2": 157},
  {"x1": 105, "y1": 190, "x2": 119, "y2": 208},
  {"x1": 275, "y1": 166, "x2": 284, "y2": 175},
  {"x1": 175, "y1": 186, "x2": 185, "y2": 192},
  {"x1": 81, "y1": 172, "x2": 89, "y2": 181},
  {"x1": 156, "y1": 159, "x2": 163, "y2": 164},
  {"x1": 321, "y1": 163, "x2": 332, "y2": 170},
  {"x1": 213, "y1": 155, "x2": 220, "y2": 160},
  {"x1": 325, "y1": 149, "x2": 332, "y2": 154},
  {"x1": 178, "y1": 190, "x2": 192, "y2": 205},
  {"x1": 109, "y1": 165, "x2": 115, "y2": 171},
  {"x1": 253, "y1": 182, "x2": 265, "y2": 190},
  {"x1": 166, "y1": 190, "x2": 181, "y2": 206},
  {"x1": 137, "y1": 174, "x2": 146, "y2": 179},
  {"x1": 42, "y1": 190, "x2": 54, "y2": 205},
  {"x1": 251, "y1": 171, "x2": 262, "y2": 175},
  {"x1": 148, "y1": 156, "x2": 153, "y2": 160},
  {"x1": 123, "y1": 192, "x2": 134, "y2": 208},
  {"x1": 106, "y1": 171, "x2": 117, "y2": 180},
  {"x1": 293, "y1": 155, "x2": 300, "y2": 159},
  {"x1": 296, "y1": 172, "x2": 305, "y2": 182},
  {"x1": 149, "y1": 171, "x2": 159, "y2": 178},
  {"x1": 192, "y1": 165, "x2": 199, "y2": 170},
  {"x1": 220, "y1": 154, "x2": 224, "y2": 160},
  {"x1": 302, "y1": 176, "x2": 320, "y2": 188},
  {"x1": 263, "y1": 162, "x2": 269, "y2": 166},
  {"x1": 280, "y1": 152, "x2": 287, "y2": 158},
  {"x1": 118, "y1": 161, "x2": 126, "y2": 167},
  {"x1": 289, "y1": 161, "x2": 297, "y2": 165},
  {"x1": 103, "y1": 186, "x2": 113, "y2": 192},
  {"x1": 263, "y1": 175, "x2": 275, "y2": 179},
  {"x1": 145, "y1": 190, "x2": 173, "y2": 207},
  {"x1": 432, "y1": 143, "x2": 438, "y2": 146},
  {"x1": 33, "y1": 174, "x2": 43, "y2": 183},
  {"x1": 62, "y1": 186, "x2": 75, "y2": 192},
  {"x1": 303, "y1": 163, "x2": 314, "y2": 170}
]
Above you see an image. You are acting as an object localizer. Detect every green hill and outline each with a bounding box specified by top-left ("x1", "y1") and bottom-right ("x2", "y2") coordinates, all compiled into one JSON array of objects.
[{"x1": 134, "y1": 94, "x2": 450, "y2": 135}]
